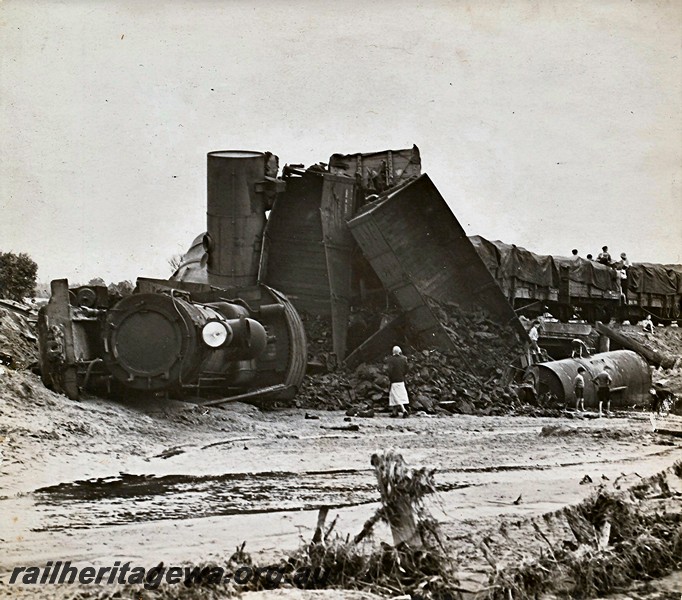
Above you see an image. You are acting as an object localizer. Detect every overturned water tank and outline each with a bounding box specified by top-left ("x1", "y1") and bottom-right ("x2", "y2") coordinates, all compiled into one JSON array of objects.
[{"x1": 532, "y1": 350, "x2": 651, "y2": 408}]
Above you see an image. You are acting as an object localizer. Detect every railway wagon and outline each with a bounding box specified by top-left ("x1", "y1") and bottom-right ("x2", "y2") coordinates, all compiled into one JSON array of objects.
[
  {"x1": 626, "y1": 262, "x2": 682, "y2": 322},
  {"x1": 471, "y1": 237, "x2": 682, "y2": 323}
]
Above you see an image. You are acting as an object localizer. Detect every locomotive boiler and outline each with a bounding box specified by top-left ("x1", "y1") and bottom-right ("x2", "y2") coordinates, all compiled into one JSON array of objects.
[
  {"x1": 38, "y1": 279, "x2": 307, "y2": 402},
  {"x1": 103, "y1": 292, "x2": 267, "y2": 392}
]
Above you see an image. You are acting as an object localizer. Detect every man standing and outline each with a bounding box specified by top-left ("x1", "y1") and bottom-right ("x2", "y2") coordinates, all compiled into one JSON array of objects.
[
  {"x1": 528, "y1": 320, "x2": 540, "y2": 353},
  {"x1": 387, "y1": 346, "x2": 409, "y2": 418},
  {"x1": 617, "y1": 252, "x2": 630, "y2": 303},
  {"x1": 592, "y1": 366, "x2": 613, "y2": 417},
  {"x1": 642, "y1": 314, "x2": 655, "y2": 334}
]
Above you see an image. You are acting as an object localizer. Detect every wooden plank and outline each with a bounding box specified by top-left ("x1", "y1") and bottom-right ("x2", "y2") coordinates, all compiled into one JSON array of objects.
[
  {"x1": 595, "y1": 321, "x2": 677, "y2": 369},
  {"x1": 192, "y1": 384, "x2": 292, "y2": 407},
  {"x1": 655, "y1": 428, "x2": 682, "y2": 439},
  {"x1": 343, "y1": 314, "x2": 406, "y2": 369},
  {"x1": 0, "y1": 298, "x2": 33, "y2": 316}
]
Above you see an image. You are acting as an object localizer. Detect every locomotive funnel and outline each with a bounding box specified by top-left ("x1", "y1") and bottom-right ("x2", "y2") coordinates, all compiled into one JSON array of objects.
[{"x1": 206, "y1": 150, "x2": 268, "y2": 287}]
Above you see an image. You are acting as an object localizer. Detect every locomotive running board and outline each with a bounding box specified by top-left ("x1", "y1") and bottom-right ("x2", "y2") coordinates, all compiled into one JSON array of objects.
[{"x1": 188, "y1": 384, "x2": 294, "y2": 407}]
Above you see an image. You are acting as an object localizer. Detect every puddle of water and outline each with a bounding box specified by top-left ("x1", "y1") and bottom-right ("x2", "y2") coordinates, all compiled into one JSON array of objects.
[{"x1": 30, "y1": 469, "x2": 469, "y2": 532}]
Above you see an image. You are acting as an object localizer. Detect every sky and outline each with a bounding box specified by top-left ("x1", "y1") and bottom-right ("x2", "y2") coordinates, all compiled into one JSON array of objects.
[{"x1": 1, "y1": 0, "x2": 680, "y2": 284}]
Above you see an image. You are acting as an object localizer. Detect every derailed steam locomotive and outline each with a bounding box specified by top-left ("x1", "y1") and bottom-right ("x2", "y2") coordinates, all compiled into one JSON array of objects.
[
  {"x1": 38, "y1": 278, "x2": 306, "y2": 401},
  {"x1": 38, "y1": 151, "x2": 307, "y2": 402}
]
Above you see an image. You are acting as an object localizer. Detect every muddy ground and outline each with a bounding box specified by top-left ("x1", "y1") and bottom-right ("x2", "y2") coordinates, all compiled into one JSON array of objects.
[{"x1": 1, "y1": 366, "x2": 682, "y2": 598}]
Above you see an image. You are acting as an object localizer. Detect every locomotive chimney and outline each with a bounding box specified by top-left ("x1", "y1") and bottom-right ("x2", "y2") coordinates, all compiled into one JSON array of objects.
[{"x1": 205, "y1": 150, "x2": 268, "y2": 288}]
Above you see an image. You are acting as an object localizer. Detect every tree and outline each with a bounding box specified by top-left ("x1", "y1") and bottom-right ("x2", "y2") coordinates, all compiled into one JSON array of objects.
[
  {"x1": 0, "y1": 251, "x2": 38, "y2": 302},
  {"x1": 107, "y1": 280, "x2": 134, "y2": 298}
]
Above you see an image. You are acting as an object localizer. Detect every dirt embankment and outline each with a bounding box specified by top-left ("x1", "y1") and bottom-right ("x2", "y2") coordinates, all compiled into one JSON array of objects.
[
  {"x1": 0, "y1": 307, "x2": 39, "y2": 370},
  {"x1": 612, "y1": 323, "x2": 682, "y2": 396},
  {"x1": 0, "y1": 365, "x2": 284, "y2": 506}
]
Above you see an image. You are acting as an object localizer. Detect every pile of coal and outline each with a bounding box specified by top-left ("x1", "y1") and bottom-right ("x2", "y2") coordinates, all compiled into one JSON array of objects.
[
  {"x1": 295, "y1": 300, "x2": 534, "y2": 416},
  {"x1": 299, "y1": 313, "x2": 334, "y2": 367}
]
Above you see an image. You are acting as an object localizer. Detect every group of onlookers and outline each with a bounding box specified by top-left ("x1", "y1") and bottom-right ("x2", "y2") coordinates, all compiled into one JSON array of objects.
[{"x1": 571, "y1": 245, "x2": 630, "y2": 302}]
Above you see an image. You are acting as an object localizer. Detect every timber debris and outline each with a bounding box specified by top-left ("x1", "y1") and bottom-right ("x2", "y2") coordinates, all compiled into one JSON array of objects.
[
  {"x1": 282, "y1": 451, "x2": 460, "y2": 599},
  {"x1": 486, "y1": 462, "x2": 682, "y2": 599}
]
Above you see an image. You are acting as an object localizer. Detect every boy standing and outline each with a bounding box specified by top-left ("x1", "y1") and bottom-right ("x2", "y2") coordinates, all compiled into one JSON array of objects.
[{"x1": 574, "y1": 367, "x2": 586, "y2": 412}]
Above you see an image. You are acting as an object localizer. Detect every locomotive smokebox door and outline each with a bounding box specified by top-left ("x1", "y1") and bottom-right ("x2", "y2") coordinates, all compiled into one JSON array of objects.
[{"x1": 103, "y1": 293, "x2": 200, "y2": 391}]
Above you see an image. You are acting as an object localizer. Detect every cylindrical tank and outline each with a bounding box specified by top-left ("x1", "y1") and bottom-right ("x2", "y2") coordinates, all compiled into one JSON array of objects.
[
  {"x1": 206, "y1": 150, "x2": 268, "y2": 287},
  {"x1": 532, "y1": 350, "x2": 651, "y2": 408},
  {"x1": 103, "y1": 293, "x2": 267, "y2": 391}
]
